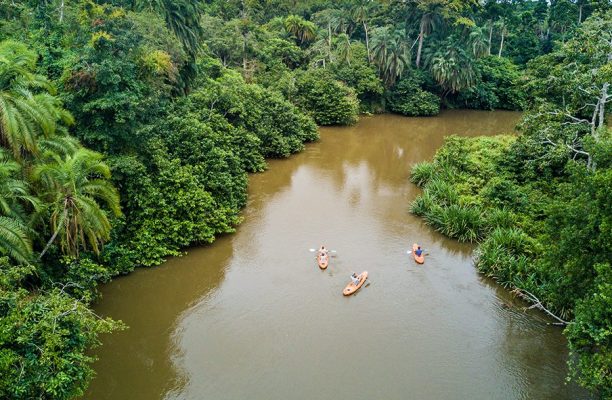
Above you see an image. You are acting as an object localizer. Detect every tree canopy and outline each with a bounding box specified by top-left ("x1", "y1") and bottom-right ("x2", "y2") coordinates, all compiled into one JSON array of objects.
[{"x1": 0, "y1": 0, "x2": 610, "y2": 398}]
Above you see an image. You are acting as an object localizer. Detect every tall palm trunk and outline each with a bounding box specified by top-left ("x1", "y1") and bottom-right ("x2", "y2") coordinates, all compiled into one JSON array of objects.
[
  {"x1": 487, "y1": 21, "x2": 493, "y2": 56},
  {"x1": 328, "y1": 22, "x2": 333, "y2": 65},
  {"x1": 498, "y1": 27, "x2": 505, "y2": 57},
  {"x1": 243, "y1": 35, "x2": 247, "y2": 71},
  {"x1": 364, "y1": 21, "x2": 371, "y2": 63},
  {"x1": 416, "y1": 29, "x2": 424, "y2": 68}
]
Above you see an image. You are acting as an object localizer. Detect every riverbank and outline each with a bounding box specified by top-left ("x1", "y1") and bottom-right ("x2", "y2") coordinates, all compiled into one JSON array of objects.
[{"x1": 409, "y1": 131, "x2": 610, "y2": 396}]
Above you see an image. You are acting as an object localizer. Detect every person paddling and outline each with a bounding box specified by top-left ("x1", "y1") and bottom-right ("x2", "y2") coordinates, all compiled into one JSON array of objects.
[
  {"x1": 318, "y1": 246, "x2": 329, "y2": 260},
  {"x1": 350, "y1": 272, "x2": 360, "y2": 286},
  {"x1": 415, "y1": 246, "x2": 423, "y2": 257}
]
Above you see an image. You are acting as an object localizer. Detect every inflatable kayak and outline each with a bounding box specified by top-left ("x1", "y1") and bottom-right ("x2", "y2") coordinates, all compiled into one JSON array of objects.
[
  {"x1": 343, "y1": 271, "x2": 368, "y2": 296},
  {"x1": 412, "y1": 243, "x2": 424, "y2": 264},
  {"x1": 317, "y1": 252, "x2": 329, "y2": 269}
]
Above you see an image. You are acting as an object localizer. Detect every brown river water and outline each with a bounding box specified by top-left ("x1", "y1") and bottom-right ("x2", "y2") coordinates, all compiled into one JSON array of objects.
[{"x1": 86, "y1": 111, "x2": 588, "y2": 400}]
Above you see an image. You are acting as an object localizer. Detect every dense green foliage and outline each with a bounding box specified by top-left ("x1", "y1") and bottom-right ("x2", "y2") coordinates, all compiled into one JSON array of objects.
[
  {"x1": 0, "y1": 0, "x2": 609, "y2": 398},
  {"x1": 410, "y1": 14, "x2": 611, "y2": 397},
  {"x1": 0, "y1": 259, "x2": 122, "y2": 400},
  {"x1": 387, "y1": 70, "x2": 440, "y2": 116},
  {"x1": 294, "y1": 68, "x2": 360, "y2": 125},
  {"x1": 455, "y1": 56, "x2": 525, "y2": 110}
]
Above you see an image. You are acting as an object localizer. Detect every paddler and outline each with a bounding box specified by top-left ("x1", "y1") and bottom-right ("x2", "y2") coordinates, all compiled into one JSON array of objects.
[
  {"x1": 318, "y1": 245, "x2": 328, "y2": 257},
  {"x1": 415, "y1": 246, "x2": 423, "y2": 257}
]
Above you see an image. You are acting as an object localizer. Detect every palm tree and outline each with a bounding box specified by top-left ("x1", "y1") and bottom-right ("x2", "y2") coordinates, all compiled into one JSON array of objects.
[
  {"x1": 411, "y1": 0, "x2": 478, "y2": 68},
  {"x1": 34, "y1": 148, "x2": 121, "y2": 258},
  {"x1": 307, "y1": 38, "x2": 329, "y2": 68},
  {"x1": 351, "y1": 1, "x2": 375, "y2": 63},
  {"x1": 469, "y1": 25, "x2": 489, "y2": 58},
  {"x1": 313, "y1": 8, "x2": 354, "y2": 64},
  {"x1": 0, "y1": 149, "x2": 39, "y2": 221},
  {"x1": 426, "y1": 45, "x2": 476, "y2": 98},
  {"x1": 0, "y1": 149, "x2": 35, "y2": 264},
  {"x1": 0, "y1": 40, "x2": 74, "y2": 158},
  {"x1": 134, "y1": 0, "x2": 203, "y2": 56},
  {"x1": 335, "y1": 34, "x2": 353, "y2": 65},
  {"x1": 284, "y1": 15, "x2": 317, "y2": 44},
  {"x1": 330, "y1": 11, "x2": 353, "y2": 36},
  {"x1": 415, "y1": 11, "x2": 438, "y2": 68},
  {"x1": 0, "y1": 216, "x2": 32, "y2": 264},
  {"x1": 371, "y1": 27, "x2": 409, "y2": 87}
]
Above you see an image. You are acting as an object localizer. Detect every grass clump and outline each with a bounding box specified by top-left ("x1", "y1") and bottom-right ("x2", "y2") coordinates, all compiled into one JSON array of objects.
[{"x1": 410, "y1": 161, "x2": 436, "y2": 187}]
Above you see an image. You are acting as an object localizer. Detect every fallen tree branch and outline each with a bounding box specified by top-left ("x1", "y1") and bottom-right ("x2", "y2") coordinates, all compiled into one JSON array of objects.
[{"x1": 512, "y1": 288, "x2": 570, "y2": 325}]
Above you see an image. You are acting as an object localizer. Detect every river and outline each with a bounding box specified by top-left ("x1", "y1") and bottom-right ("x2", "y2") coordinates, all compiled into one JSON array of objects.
[{"x1": 86, "y1": 111, "x2": 588, "y2": 400}]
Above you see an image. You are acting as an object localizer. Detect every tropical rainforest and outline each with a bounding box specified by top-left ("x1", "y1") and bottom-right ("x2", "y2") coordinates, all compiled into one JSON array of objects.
[{"x1": 0, "y1": 0, "x2": 609, "y2": 398}]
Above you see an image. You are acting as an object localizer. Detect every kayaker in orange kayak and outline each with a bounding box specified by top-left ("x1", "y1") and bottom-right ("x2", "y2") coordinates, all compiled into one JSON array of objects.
[{"x1": 317, "y1": 245, "x2": 329, "y2": 269}]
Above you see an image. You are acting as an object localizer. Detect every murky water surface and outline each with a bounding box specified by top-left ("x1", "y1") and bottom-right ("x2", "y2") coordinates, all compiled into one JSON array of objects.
[{"x1": 87, "y1": 111, "x2": 587, "y2": 400}]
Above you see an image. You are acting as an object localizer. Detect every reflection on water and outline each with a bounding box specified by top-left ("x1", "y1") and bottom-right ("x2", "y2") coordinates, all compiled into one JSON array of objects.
[
  {"x1": 87, "y1": 111, "x2": 587, "y2": 400},
  {"x1": 86, "y1": 240, "x2": 234, "y2": 399}
]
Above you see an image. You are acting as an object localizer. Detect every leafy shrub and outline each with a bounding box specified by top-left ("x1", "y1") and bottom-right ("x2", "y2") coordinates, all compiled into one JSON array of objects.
[
  {"x1": 386, "y1": 72, "x2": 440, "y2": 116},
  {"x1": 0, "y1": 258, "x2": 122, "y2": 400},
  {"x1": 294, "y1": 68, "x2": 359, "y2": 125},
  {"x1": 330, "y1": 43, "x2": 384, "y2": 113},
  {"x1": 484, "y1": 208, "x2": 518, "y2": 231},
  {"x1": 454, "y1": 56, "x2": 525, "y2": 110},
  {"x1": 565, "y1": 263, "x2": 612, "y2": 398},
  {"x1": 481, "y1": 176, "x2": 527, "y2": 209}
]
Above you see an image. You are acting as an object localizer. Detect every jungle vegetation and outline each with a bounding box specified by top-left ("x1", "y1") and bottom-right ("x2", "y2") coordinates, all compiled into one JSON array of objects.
[{"x1": 0, "y1": 0, "x2": 609, "y2": 398}]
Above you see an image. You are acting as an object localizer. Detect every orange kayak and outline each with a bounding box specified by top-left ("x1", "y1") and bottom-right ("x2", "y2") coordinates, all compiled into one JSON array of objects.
[
  {"x1": 343, "y1": 271, "x2": 368, "y2": 296},
  {"x1": 317, "y1": 252, "x2": 329, "y2": 269},
  {"x1": 413, "y1": 243, "x2": 424, "y2": 264}
]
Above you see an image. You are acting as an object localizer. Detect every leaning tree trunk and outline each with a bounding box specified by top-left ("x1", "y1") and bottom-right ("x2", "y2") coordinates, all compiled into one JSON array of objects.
[
  {"x1": 416, "y1": 28, "x2": 424, "y2": 68},
  {"x1": 40, "y1": 205, "x2": 68, "y2": 259},
  {"x1": 578, "y1": 5, "x2": 583, "y2": 24}
]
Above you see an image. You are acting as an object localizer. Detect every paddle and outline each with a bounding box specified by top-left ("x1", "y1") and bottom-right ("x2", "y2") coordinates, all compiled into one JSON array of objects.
[
  {"x1": 406, "y1": 250, "x2": 430, "y2": 256},
  {"x1": 309, "y1": 248, "x2": 337, "y2": 257}
]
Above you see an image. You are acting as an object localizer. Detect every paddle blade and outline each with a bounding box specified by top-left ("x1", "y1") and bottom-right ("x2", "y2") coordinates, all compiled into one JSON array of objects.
[
  {"x1": 406, "y1": 250, "x2": 412, "y2": 254},
  {"x1": 309, "y1": 249, "x2": 316, "y2": 252}
]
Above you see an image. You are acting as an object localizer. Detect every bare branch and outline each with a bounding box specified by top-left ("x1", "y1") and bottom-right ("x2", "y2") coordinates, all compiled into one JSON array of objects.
[{"x1": 512, "y1": 288, "x2": 570, "y2": 325}]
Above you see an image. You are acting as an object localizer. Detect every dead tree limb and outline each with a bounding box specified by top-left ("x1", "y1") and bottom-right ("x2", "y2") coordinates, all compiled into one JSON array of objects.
[{"x1": 512, "y1": 288, "x2": 570, "y2": 326}]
